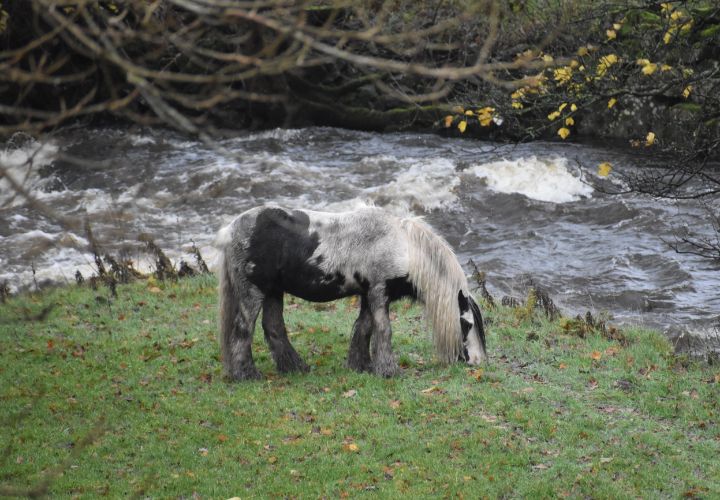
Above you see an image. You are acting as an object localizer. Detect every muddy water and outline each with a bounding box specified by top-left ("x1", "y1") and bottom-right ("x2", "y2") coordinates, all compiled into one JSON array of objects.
[{"x1": 1, "y1": 127, "x2": 718, "y2": 353}]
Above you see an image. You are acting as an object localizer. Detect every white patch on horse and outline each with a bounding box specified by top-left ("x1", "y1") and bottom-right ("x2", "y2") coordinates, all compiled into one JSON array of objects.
[
  {"x1": 461, "y1": 309, "x2": 484, "y2": 365},
  {"x1": 306, "y1": 208, "x2": 409, "y2": 286}
]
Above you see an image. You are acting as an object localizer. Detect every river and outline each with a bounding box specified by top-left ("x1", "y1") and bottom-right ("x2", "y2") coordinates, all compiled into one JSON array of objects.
[{"x1": 1, "y1": 126, "x2": 718, "y2": 355}]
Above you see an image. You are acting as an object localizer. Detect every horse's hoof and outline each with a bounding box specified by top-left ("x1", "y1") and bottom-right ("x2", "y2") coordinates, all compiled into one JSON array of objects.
[
  {"x1": 230, "y1": 367, "x2": 264, "y2": 381},
  {"x1": 347, "y1": 355, "x2": 373, "y2": 373},
  {"x1": 276, "y1": 353, "x2": 310, "y2": 373},
  {"x1": 372, "y1": 361, "x2": 400, "y2": 378}
]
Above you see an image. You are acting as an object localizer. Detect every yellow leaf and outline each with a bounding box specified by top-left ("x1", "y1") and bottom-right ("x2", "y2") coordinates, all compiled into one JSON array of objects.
[
  {"x1": 268, "y1": 456, "x2": 278, "y2": 463},
  {"x1": 641, "y1": 63, "x2": 657, "y2": 75},
  {"x1": 557, "y1": 127, "x2": 570, "y2": 139},
  {"x1": 608, "y1": 97, "x2": 617, "y2": 109},
  {"x1": 663, "y1": 31, "x2": 673, "y2": 44},
  {"x1": 547, "y1": 111, "x2": 561, "y2": 121},
  {"x1": 479, "y1": 116, "x2": 493, "y2": 127},
  {"x1": 477, "y1": 106, "x2": 495, "y2": 114},
  {"x1": 570, "y1": 103, "x2": 578, "y2": 112},
  {"x1": 604, "y1": 54, "x2": 618, "y2": 64},
  {"x1": 680, "y1": 21, "x2": 693, "y2": 33},
  {"x1": 511, "y1": 90, "x2": 524, "y2": 99},
  {"x1": 465, "y1": 110, "x2": 475, "y2": 116},
  {"x1": 613, "y1": 23, "x2": 622, "y2": 30},
  {"x1": 558, "y1": 363, "x2": 568, "y2": 370},
  {"x1": 542, "y1": 54, "x2": 554, "y2": 62},
  {"x1": 443, "y1": 115, "x2": 453, "y2": 128},
  {"x1": 558, "y1": 103, "x2": 568, "y2": 112},
  {"x1": 606, "y1": 29, "x2": 616, "y2": 40},
  {"x1": 577, "y1": 46, "x2": 589, "y2": 57},
  {"x1": 636, "y1": 58, "x2": 650, "y2": 66},
  {"x1": 452, "y1": 105, "x2": 465, "y2": 114},
  {"x1": 565, "y1": 117, "x2": 575, "y2": 126},
  {"x1": 682, "y1": 85, "x2": 693, "y2": 99},
  {"x1": 598, "y1": 162, "x2": 612, "y2": 177},
  {"x1": 458, "y1": 120, "x2": 467, "y2": 133},
  {"x1": 469, "y1": 368, "x2": 484, "y2": 381},
  {"x1": 670, "y1": 11, "x2": 683, "y2": 21},
  {"x1": 660, "y1": 64, "x2": 672, "y2": 72},
  {"x1": 512, "y1": 101, "x2": 524, "y2": 109},
  {"x1": 645, "y1": 131, "x2": 656, "y2": 146},
  {"x1": 590, "y1": 351, "x2": 602, "y2": 360},
  {"x1": 660, "y1": 3, "x2": 674, "y2": 13},
  {"x1": 343, "y1": 443, "x2": 359, "y2": 452}
]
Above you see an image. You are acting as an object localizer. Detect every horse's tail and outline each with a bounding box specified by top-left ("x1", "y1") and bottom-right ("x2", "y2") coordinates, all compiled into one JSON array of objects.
[
  {"x1": 401, "y1": 218, "x2": 468, "y2": 364},
  {"x1": 216, "y1": 223, "x2": 238, "y2": 377}
]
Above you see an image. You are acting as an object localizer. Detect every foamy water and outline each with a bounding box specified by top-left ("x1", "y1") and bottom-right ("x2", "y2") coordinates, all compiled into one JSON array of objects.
[
  {"x1": 0, "y1": 126, "x2": 718, "y2": 354},
  {"x1": 467, "y1": 156, "x2": 594, "y2": 203}
]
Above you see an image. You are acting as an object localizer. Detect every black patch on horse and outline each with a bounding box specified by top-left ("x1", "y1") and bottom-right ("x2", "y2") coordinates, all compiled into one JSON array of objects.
[
  {"x1": 469, "y1": 296, "x2": 486, "y2": 352},
  {"x1": 458, "y1": 290, "x2": 472, "y2": 361},
  {"x1": 386, "y1": 275, "x2": 417, "y2": 301},
  {"x1": 247, "y1": 207, "x2": 346, "y2": 301}
]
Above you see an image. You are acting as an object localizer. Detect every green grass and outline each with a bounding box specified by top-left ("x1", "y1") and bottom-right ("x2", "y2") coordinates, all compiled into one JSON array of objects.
[{"x1": 1, "y1": 276, "x2": 719, "y2": 498}]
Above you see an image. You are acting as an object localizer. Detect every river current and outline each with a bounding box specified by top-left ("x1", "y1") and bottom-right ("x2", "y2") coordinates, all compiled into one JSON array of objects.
[{"x1": 1, "y1": 127, "x2": 718, "y2": 354}]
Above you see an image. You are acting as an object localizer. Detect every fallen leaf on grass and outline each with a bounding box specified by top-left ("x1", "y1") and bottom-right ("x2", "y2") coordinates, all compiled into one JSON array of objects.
[
  {"x1": 558, "y1": 363, "x2": 568, "y2": 370},
  {"x1": 532, "y1": 463, "x2": 550, "y2": 470},
  {"x1": 217, "y1": 434, "x2": 228, "y2": 443},
  {"x1": 268, "y1": 456, "x2": 277, "y2": 464},
  {"x1": 342, "y1": 389, "x2": 357, "y2": 398},
  {"x1": 605, "y1": 346, "x2": 619, "y2": 356},
  {"x1": 469, "y1": 368, "x2": 484, "y2": 381},
  {"x1": 198, "y1": 448, "x2": 209, "y2": 456},
  {"x1": 421, "y1": 386, "x2": 445, "y2": 395},
  {"x1": 389, "y1": 400, "x2": 401, "y2": 409},
  {"x1": 590, "y1": 351, "x2": 602, "y2": 360},
  {"x1": 343, "y1": 443, "x2": 359, "y2": 452}
]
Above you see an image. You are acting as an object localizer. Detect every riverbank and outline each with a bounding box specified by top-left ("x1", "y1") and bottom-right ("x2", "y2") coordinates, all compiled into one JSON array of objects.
[{"x1": 1, "y1": 275, "x2": 718, "y2": 497}]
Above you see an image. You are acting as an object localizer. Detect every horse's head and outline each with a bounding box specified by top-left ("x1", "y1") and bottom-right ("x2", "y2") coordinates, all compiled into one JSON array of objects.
[{"x1": 458, "y1": 291, "x2": 487, "y2": 365}]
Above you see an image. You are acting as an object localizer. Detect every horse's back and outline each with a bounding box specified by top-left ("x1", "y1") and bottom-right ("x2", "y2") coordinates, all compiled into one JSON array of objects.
[{"x1": 219, "y1": 205, "x2": 410, "y2": 299}]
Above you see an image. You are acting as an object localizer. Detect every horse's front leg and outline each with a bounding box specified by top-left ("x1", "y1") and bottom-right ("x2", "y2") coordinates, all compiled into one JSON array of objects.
[
  {"x1": 261, "y1": 293, "x2": 309, "y2": 373},
  {"x1": 368, "y1": 284, "x2": 399, "y2": 377},
  {"x1": 347, "y1": 295, "x2": 373, "y2": 372}
]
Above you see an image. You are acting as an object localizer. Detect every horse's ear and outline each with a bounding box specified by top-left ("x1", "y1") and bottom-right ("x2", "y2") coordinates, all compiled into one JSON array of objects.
[{"x1": 458, "y1": 290, "x2": 469, "y2": 311}]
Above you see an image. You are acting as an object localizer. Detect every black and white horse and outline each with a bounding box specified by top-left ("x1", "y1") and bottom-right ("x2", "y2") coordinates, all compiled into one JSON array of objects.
[{"x1": 216, "y1": 205, "x2": 487, "y2": 379}]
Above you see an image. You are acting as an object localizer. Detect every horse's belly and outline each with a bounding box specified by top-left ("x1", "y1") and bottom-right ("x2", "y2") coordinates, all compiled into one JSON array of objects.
[{"x1": 282, "y1": 276, "x2": 358, "y2": 302}]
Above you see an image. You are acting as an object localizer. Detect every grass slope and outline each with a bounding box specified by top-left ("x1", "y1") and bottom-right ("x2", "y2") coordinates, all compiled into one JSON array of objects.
[{"x1": 1, "y1": 276, "x2": 718, "y2": 498}]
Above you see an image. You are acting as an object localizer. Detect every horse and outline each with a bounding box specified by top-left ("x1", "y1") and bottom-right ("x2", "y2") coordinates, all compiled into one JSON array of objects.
[{"x1": 215, "y1": 205, "x2": 487, "y2": 380}]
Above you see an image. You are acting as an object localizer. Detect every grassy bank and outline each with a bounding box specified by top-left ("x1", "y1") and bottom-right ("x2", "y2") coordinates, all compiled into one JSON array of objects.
[{"x1": 1, "y1": 276, "x2": 718, "y2": 498}]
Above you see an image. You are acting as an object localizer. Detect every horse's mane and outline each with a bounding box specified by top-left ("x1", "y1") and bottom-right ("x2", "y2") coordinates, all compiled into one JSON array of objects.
[{"x1": 400, "y1": 216, "x2": 469, "y2": 363}]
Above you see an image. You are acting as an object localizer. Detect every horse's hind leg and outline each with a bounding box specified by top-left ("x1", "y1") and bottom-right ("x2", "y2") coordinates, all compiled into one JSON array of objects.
[
  {"x1": 262, "y1": 293, "x2": 309, "y2": 373},
  {"x1": 347, "y1": 295, "x2": 373, "y2": 372},
  {"x1": 368, "y1": 284, "x2": 399, "y2": 377},
  {"x1": 222, "y1": 284, "x2": 263, "y2": 381}
]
